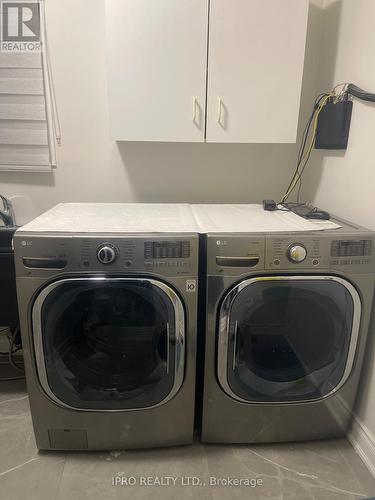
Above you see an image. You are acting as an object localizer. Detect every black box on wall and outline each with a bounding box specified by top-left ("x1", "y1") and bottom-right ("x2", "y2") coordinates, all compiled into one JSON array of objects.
[{"x1": 315, "y1": 100, "x2": 353, "y2": 150}]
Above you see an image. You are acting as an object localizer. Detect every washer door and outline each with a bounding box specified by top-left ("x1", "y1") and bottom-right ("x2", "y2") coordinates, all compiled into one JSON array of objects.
[
  {"x1": 32, "y1": 278, "x2": 185, "y2": 411},
  {"x1": 218, "y1": 276, "x2": 361, "y2": 403}
]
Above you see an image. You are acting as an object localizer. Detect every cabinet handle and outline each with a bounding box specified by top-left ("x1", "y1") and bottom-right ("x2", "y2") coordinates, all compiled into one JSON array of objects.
[
  {"x1": 217, "y1": 97, "x2": 224, "y2": 126},
  {"x1": 192, "y1": 96, "x2": 198, "y2": 124}
]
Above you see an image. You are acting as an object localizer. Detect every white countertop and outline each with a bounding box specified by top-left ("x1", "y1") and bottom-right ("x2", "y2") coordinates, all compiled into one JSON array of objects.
[
  {"x1": 191, "y1": 204, "x2": 341, "y2": 233},
  {"x1": 17, "y1": 203, "x2": 341, "y2": 235},
  {"x1": 18, "y1": 203, "x2": 200, "y2": 234}
]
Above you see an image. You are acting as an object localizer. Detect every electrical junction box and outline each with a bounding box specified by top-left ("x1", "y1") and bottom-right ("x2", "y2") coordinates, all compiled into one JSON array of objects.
[{"x1": 315, "y1": 100, "x2": 353, "y2": 150}]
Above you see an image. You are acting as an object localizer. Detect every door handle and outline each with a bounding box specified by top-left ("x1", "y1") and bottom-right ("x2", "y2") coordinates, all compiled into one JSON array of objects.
[
  {"x1": 232, "y1": 320, "x2": 238, "y2": 371},
  {"x1": 216, "y1": 256, "x2": 260, "y2": 268},
  {"x1": 217, "y1": 97, "x2": 224, "y2": 127},
  {"x1": 166, "y1": 322, "x2": 170, "y2": 374}
]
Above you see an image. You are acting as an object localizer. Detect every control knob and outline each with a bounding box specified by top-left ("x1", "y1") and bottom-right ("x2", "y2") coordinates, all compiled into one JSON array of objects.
[
  {"x1": 287, "y1": 244, "x2": 307, "y2": 263},
  {"x1": 97, "y1": 244, "x2": 117, "y2": 265}
]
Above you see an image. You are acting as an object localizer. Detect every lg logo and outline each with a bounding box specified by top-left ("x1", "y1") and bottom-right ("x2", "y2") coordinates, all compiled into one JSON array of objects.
[
  {"x1": 216, "y1": 240, "x2": 227, "y2": 247},
  {"x1": 1, "y1": 1, "x2": 40, "y2": 52}
]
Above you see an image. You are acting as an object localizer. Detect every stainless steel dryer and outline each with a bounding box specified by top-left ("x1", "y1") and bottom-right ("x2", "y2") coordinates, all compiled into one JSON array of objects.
[
  {"x1": 14, "y1": 203, "x2": 199, "y2": 451},
  {"x1": 194, "y1": 204, "x2": 375, "y2": 444}
]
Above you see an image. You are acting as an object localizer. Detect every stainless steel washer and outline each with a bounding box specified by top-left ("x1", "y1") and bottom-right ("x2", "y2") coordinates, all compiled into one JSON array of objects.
[{"x1": 14, "y1": 203, "x2": 199, "y2": 451}]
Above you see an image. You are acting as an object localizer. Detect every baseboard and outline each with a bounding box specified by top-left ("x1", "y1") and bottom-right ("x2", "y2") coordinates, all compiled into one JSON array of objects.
[{"x1": 349, "y1": 413, "x2": 375, "y2": 479}]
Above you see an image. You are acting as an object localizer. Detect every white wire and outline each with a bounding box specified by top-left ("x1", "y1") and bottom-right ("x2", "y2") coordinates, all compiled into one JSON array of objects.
[
  {"x1": 332, "y1": 82, "x2": 349, "y2": 92},
  {"x1": 332, "y1": 82, "x2": 349, "y2": 101}
]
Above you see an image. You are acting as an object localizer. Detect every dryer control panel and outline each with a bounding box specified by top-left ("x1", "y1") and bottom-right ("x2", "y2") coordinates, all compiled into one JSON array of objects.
[
  {"x1": 207, "y1": 232, "x2": 375, "y2": 275},
  {"x1": 265, "y1": 235, "x2": 374, "y2": 272}
]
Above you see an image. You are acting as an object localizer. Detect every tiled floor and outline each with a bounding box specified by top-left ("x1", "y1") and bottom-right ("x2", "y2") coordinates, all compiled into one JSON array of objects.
[{"x1": 0, "y1": 378, "x2": 374, "y2": 500}]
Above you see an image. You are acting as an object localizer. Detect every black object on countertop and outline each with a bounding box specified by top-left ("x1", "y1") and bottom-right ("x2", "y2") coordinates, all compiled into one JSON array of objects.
[
  {"x1": 263, "y1": 199, "x2": 277, "y2": 211},
  {"x1": 283, "y1": 203, "x2": 331, "y2": 221},
  {"x1": 0, "y1": 227, "x2": 19, "y2": 328}
]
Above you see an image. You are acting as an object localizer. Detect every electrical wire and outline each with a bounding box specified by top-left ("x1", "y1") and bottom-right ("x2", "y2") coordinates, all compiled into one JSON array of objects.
[
  {"x1": 0, "y1": 328, "x2": 11, "y2": 355},
  {"x1": 280, "y1": 93, "x2": 327, "y2": 202},
  {"x1": 295, "y1": 96, "x2": 332, "y2": 201},
  {"x1": 0, "y1": 328, "x2": 22, "y2": 358},
  {"x1": 291, "y1": 94, "x2": 331, "y2": 196},
  {"x1": 280, "y1": 93, "x2": 331, "y2": 203},
  {"x1": 332, "y1": 82, "x2": 349, "y2": 95},
  {"x1": 347, "y1": 84, "x2": 375, "y2": 103},
  {"x1": 8, "y1": 327, "x2": 24, "y2": 372},
  {"x1": 0, "y1": 325, "x2": 25, "y2": 381},
  {"x1": 296, "y1": 170, "x2": 305, "y2": 202}
]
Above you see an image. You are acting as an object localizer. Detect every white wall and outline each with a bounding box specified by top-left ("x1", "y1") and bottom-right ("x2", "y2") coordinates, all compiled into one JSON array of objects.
[
  {"x1": 303, "y1": 0, "x2": 375, "y2": 446},
  {"x1": 0, "y1": 0, "x2": 324, "y2": 225},
  {"x1": 304, "y1": 0, "x2": 375, "y2": 230}
]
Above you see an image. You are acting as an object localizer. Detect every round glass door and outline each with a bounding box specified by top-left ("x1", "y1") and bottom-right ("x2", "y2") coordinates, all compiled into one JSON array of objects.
[
  {"x1": 218, "y1": 276, "x2": 361, "y2": 403},
  {"x1": 32, "y1": 278, "x2": 185, "y2": 410}
]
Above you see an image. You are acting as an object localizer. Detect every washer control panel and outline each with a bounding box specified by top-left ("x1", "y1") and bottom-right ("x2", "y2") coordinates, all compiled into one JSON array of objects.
[
  {"x1": 76, "y1": 237, "x2": 196, "y2": 275},
  {"x1": 14, "y1": 235, "x2": 198, "y2": 277},
  {"x1": 144, "y1": 240, "x2": 190, "y2": 260}
]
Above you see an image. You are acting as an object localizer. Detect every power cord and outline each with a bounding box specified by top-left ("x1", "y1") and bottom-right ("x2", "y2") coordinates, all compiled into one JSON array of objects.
[
  {"x1": 0, "y1": 328, "x2": 11, "y2": 355},
  {"x1": 0, "y1": 325, "x2": 25, "y2": 382},
  {"x1": 8, "y1": 326, "x2": 24, "y2": 373},
  {"x1": 347, "y1": 84, "x2": 375, "y2": 103}
]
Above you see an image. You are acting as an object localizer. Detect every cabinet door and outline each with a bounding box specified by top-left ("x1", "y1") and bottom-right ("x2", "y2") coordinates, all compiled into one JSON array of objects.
[
  {"x1": 105, "y1": 0, "x2": 208, "y2": 142},
  {"x1": 206, "y1": 0, "x2": 308, "y2": 143}
]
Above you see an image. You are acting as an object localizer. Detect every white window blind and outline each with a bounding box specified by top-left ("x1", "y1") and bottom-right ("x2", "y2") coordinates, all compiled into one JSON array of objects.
[{"x1": 0, "y1": 1, "x2": 59, "y2": 172}]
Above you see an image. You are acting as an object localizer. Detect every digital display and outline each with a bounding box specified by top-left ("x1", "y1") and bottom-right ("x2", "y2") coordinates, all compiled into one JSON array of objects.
[
  {"x1": 144, "y1": 241, "x2": 190, "y2": 260},
  {"x1": 331, "y1": 240, "x2": 372, "y2": 258}
]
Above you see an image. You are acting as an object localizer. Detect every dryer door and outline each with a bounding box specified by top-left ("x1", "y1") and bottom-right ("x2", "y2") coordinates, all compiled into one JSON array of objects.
[
  {"x1": 32, "y1": 278, "x2": 185, "y2": 411},
  {"x1": 218, "y1": 276, "x2": 361, "y2": 403}
]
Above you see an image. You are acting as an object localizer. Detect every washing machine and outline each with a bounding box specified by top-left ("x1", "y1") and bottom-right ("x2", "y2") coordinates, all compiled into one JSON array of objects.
[
  {"x1": 14, "y1": 203, "x2": 199, "y2": 450},
  {"x1": 193, "y1": 204, "x2": 375, "y2": 443}
]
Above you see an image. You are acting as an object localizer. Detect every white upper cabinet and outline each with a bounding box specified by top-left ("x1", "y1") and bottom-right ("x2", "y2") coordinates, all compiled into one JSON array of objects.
[
  {"x1": 105, "y1": 0, "x2": 209, "y2": 142},
  {"x1": 105, "y1": 0, "x2": 308, "y2": 143},
  {"x1": 206, "y1": 0, "x2": 309, "y2": 143}
]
